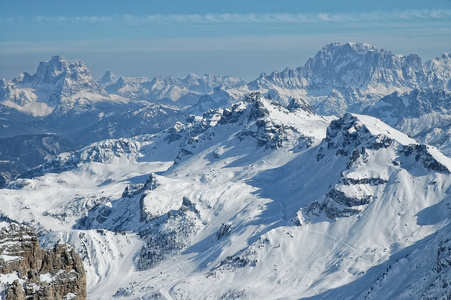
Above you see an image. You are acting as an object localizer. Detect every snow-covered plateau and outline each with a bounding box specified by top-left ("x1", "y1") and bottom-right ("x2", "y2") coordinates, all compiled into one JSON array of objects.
[{"x1": 1, "y1": 42, "x2": 451, "y2": 299}]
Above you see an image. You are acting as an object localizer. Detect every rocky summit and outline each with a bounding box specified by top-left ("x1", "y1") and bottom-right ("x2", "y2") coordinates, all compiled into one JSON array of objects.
[{"x1": 0, "y1": 222, "x2": 86, "y2": 299}]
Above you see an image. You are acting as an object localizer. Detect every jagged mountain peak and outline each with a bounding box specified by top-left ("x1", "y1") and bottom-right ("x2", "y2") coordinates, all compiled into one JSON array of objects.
[
  {"x1": 425, "y1": 53, "x2": 451, "y2": 88},
  {"x1": 323, "y1": 112, "x2": 451, "y2": 175},
  {"x1": 305, "y1": 42, "x2": 381, "y2": 71},
  {"x1": 99, "y1": 70, "x2": 117, "y2": 86},
  {"x1": 0, "y1": 55, "x2": 115, "y2": 116},
  {"x1": 184, "y1": 73, "x2": 201, "y2": 81},
  {"x1": 429, "y1": 52, "x2": 451, "y2": 65},
  {"x1": 247, "y1": 42, "x2": 432, "y2": 112},
  {"x1": 23, "y1": 55, "x2": 96, "y2": 87},
  {"x1": 287, "y1": 97, "x2": 315, "y2": 114},
  {"x1": 319, "y1": 113, "x2": 404, "y2": 164},
  {"x1": 325, "y1": 113, "x2": 416, "y2": 145},
  {"x1": 305, "y1": 111, "x2": 451, "y2": 221},
  {"x1": 116, "y1": 76, "x2": 126, "y2": 84},
  {"x1": 303, "y1": 42, "x2": 424, "y2": 91},
  {"x1": 9, "y1": 55, "x2": 104, "y2": 103},
  {"x1": 164, "y1": 93, "x2": 330, "y2": 167},
  {"x1": 318, "y1": 112, "x2": 445, "y2": 169},
  {"x1": 318, "y1": 42, "x2": 379, "y2": 56}
]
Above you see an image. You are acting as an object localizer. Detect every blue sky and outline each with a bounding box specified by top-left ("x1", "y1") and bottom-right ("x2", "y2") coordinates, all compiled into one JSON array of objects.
[{"x1": 1, "y1": 0, "x2": 450, "y2": 80}]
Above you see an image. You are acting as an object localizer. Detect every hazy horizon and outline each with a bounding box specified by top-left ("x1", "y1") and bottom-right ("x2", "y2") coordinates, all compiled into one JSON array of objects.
[{"x1": 1, "y1": 0, "x2": 450, "y2": 80}]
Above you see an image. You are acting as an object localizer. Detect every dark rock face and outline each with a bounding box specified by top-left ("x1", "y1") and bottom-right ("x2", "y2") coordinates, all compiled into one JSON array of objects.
[
  {"x1": 326, "y1": 189, "x2": 372, "y2": 208},
  {"x1": 304, "y1": 186, "x2": 375, "y2": 220},
  {"x1": 0, "y1": 222, "x2": 86, "y2": 299},
  {"x1": 287, "y1": 98, "x2": 315, "y2": 114},
  {"x1": 316, "y1": 113, "x2": 393, "y2": 163},
  {"x1": 401, "y1": 144, "x2": 450, "y2": 173},
  {"x1": 216, "y1": 223, "x2": 232, "y2": 240},
  {"x1": 5, "y1": 280, "x2": 25, "y2": 299}
]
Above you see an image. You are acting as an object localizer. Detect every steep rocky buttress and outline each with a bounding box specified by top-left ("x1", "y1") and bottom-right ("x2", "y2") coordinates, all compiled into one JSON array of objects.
[{"x1": 0, "y1": 222, "x2": 86, "y2": 300}]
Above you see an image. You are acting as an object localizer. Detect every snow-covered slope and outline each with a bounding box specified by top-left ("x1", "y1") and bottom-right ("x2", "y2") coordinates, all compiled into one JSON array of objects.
[{"x1": 1, "y1": 94, "x2": 451, "y2": 299}]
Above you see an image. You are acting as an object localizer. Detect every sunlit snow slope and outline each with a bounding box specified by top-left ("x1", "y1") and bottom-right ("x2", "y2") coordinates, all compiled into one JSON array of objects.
[{"x1": 1, "y1": 93, "x2": 450, "y2": 299}]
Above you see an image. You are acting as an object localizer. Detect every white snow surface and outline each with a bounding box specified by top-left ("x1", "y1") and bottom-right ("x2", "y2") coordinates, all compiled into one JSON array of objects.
[{"x1": 1, "y1": 95, "x2": 451, "y2": 299}]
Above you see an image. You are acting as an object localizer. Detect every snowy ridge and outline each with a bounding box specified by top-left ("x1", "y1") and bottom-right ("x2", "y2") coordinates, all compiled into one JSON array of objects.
[
  {"x1": 103, "y1": 72, "x2": 246, "y2": 107},
  {"x1": 305, "y1": 113, "x2": 450, "y2": 219},
  {"x1": 1, "y1": 94, "x2": 451, "y2": 298}
]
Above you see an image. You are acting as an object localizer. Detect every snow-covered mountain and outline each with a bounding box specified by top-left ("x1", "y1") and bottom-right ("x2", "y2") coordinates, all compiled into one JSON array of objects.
[
  {"x1": 0, "y1": 57, "x2": 191, "y2": 185},
  {"x1": 1, "y1": 43, "x2": 451, "y2": 299},
  {"x1": 99, "y1": 70, "x2": 118, "y2": 86},
  {"x1": 0, "y1": 56, "x2": 156, "y2": 142},
  {"x1": 363, "y1": 88, "x2": 451, "y2": 156},
  {"x1": 95, "y1": 42, "x2": 451, "y2": 119},
  {"x1": 2, "y1": 44, "x2": 450, "y2": 120},
  {"x1": 1, "y1": 56, "x2": 123, "y2": 117},
  {"x1": 425, "y1": 53, "x2": 451, "y2": 90},
  {"x1": 1, "y1": 94, "x2": 451, "y2": 299},
  {"x1": 103, "y1": 72, "x2": 246, "y2": 108},
  {"x1": 247, "y1": 43, "x2": 450, "y2": 115},
  {"x1": 0, "y1": 56, "x2": 182, "y2": 139}
]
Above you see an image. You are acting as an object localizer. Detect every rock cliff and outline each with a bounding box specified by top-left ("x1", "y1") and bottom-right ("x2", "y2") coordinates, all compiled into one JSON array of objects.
[{"x1": 0, "y1": 222, "x2": 86, "y2": 300}]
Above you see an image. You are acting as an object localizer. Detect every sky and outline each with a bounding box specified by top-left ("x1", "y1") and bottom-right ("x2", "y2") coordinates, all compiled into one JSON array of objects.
[{"x1": 1, "y1": 0, "x2": 450, "y2": 80}]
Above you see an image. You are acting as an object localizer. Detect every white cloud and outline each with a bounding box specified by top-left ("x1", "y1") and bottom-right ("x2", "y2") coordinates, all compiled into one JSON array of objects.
[
  {"x1": 2, "y1": 9, "x2": 450, "y2": 26},
  {"x1": 75, "y1": 16, "x2": 113, "y2": 23}
]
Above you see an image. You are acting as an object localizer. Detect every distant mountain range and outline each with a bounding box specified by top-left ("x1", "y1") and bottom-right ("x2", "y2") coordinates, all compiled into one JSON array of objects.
[
  {"x1": 1, "y1": 43, "x2": 450, "y2": 184},
  {"x1": 1, "y1": 43, "x2": 451, "y2": 298}
]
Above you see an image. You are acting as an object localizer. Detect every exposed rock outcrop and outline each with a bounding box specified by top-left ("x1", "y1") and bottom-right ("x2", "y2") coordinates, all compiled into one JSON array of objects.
[{"x1": 0, "y1": 222, "x2": 86, "y2": 299}]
